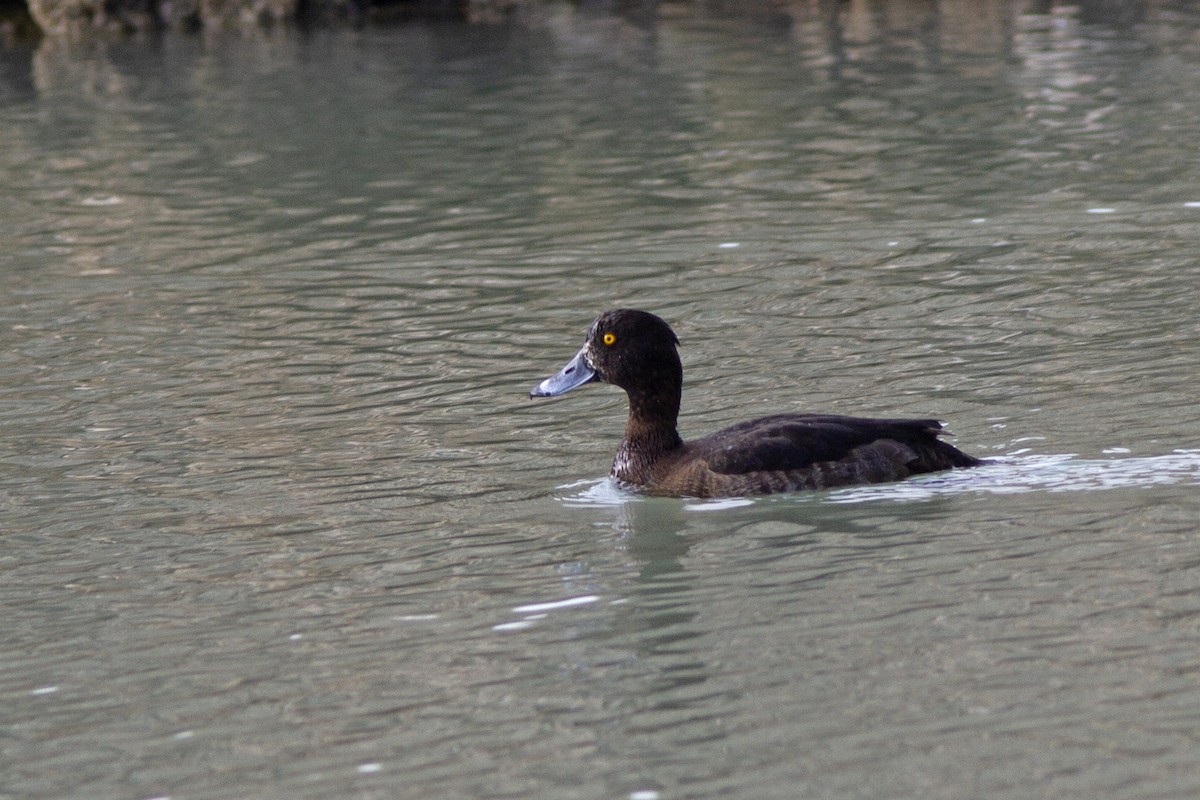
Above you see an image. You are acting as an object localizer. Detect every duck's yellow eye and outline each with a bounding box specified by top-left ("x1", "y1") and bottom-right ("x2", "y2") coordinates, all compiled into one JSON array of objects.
[{"x1": 602, "y1": 332, "x2": 617, "y2": 346}]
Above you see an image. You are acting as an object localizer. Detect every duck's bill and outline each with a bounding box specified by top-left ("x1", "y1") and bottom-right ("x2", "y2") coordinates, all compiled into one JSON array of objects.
[{"x1": 530, "y1": 345, "x2": 597, "y2": 397}]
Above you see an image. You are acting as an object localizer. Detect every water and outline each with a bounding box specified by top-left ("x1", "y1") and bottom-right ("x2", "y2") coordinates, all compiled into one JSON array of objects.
[{"x1": 4, "y1": 3, "x2": 1200, "y2": 798}]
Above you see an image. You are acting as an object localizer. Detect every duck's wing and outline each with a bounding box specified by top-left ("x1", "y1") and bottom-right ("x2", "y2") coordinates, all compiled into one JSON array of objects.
[{"x1": 694, "y1": 414, "x2": 976, "y2": 476}]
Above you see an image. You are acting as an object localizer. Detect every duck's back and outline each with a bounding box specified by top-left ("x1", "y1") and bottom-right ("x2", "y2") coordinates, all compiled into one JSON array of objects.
[{"x1": 648, "y1": 413, "x2": 981, "y2": 497}]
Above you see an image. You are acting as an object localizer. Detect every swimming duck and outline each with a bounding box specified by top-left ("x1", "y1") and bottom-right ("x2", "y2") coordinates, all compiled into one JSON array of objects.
[{"x1": 530, "y1": 309, "x2": 982, "y2": 497}]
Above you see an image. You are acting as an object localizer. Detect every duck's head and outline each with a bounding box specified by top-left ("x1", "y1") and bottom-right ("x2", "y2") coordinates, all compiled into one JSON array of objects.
[{"x1": 530, "y1": 309, "x2": 682, "y2": 399}]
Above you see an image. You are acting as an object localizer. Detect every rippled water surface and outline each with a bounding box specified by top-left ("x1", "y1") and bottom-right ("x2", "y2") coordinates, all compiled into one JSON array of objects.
[{"x1": 5, "y1": 3, "x2": 1200, "y2": 798}]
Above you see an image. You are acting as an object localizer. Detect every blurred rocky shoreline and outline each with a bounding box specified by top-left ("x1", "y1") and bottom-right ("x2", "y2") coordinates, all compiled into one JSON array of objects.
[{"x1": 8, "y1": 0, "x2": 537, "y2": 36}]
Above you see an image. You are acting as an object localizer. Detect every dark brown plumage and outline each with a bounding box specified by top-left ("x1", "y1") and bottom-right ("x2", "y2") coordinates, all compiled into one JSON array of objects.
[{"x1": 530, "y1": 309, "x2": 982, "y2": 498}]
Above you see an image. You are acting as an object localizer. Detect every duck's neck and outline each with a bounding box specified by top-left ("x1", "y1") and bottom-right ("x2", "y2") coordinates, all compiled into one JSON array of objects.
[{"x1": 612, "y1": 390, "x2": 683, "y2": 482}]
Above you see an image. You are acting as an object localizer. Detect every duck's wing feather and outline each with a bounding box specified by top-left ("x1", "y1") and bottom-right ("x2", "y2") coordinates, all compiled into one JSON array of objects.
[{"x1": 694, "y1": 414, "x2": 975, "y2": 475}]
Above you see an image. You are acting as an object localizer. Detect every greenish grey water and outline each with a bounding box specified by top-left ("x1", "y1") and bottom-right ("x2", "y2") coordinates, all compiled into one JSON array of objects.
[{"x1": 4, "y1": 4, "x2": 1200, "y2": 798}]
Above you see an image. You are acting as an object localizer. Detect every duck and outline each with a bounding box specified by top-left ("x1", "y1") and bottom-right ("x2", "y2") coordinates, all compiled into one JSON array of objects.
[{"x1": 530, "y1": 309, "x2": 982, "y2": 497}]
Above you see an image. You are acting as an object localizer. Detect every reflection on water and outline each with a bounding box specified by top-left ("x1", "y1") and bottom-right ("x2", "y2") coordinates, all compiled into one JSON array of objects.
[{"x1": 4, "y1": 3, "x2": 1200, "y2": 799}]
